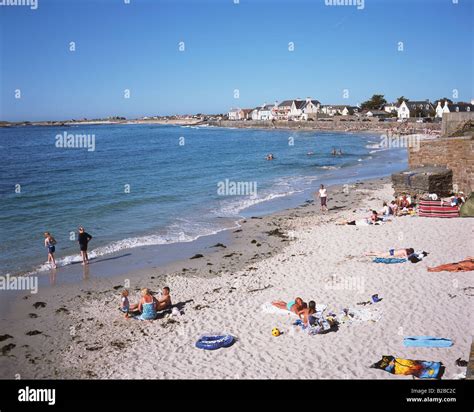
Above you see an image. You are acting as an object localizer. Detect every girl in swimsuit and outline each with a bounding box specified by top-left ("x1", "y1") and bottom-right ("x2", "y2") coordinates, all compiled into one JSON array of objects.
[
  {"x1": 44, "y1": 232, "x2": 57, "y2": 269},
  {"x1": 272, "y1": 297, "x2": 305, "y2": 315}
]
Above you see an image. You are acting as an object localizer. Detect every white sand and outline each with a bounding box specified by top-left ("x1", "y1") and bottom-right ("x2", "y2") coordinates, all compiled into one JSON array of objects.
[{"x1": 1, "y1": 183, "x2": 472, "y2": 379}]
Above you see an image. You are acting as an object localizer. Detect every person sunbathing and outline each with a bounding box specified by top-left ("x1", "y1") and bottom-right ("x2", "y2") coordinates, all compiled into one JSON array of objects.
[
  {"x1": 337, "y1": 212, "x2": 381, "y2": 226},
  {"x1": 428, "y1": 257, "x2": 474, "y2": 272},
  {"x1": 156, "y1": 286, "x2": 172, "y2": 311},
  {"x1": 365, "y1": 248, "x2": 415, "y2": 258},
  {"x1": 367, "y1": 248, "x2": 428, "y2": 263},
  {"x1": 272, "y1": 297, "x2": 305, "y2": 315}
]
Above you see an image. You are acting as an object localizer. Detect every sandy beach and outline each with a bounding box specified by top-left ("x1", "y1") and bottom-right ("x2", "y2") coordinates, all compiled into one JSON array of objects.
[{"x1": 0, "y1": 177, "x2": 472, "y2": 380}]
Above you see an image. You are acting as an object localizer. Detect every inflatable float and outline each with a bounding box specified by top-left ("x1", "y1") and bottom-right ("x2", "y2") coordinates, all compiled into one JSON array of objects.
[{"x1": 195, "y1": 334, "x2": 235, "y2": 350}]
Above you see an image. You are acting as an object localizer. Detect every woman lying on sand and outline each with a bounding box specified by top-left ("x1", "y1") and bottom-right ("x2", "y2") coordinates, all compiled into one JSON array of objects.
[
  {"x1": 366, "y1": 248, "x2": 428, "y2": 263},
  {"x1": 272, "y1": 298, "x2": 317, "y2": 326},
  {"x1": 336, "y1": 211, "x2": 385, "y2": 226},
  {"x1": 428, "y1": 257, "x2": 474, "y2": 272},
  {"x1": 365, "y1": 248, "x2": 415, "y2": 258},
  {"x1": 272, "y1": 297, "x2": 305, "y2": 315}
]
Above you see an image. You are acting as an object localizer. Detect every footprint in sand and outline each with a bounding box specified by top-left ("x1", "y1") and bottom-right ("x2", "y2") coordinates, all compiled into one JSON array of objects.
[
  {"x1": 0, "y1": 334, "x2": 13, "y2": 342},
  {"x1": 25, "y1": 330, "x2": 42, "y2": 336},
  {"x1": 1, "y1": 343, "x2": 16, "y2": 355},
  {"x1": 33, "y1": 302, "x2": 46, "y2": 309}
]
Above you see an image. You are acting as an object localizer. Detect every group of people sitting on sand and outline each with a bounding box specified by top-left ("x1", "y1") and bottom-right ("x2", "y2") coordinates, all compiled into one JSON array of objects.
[
  {"x1": 336, "y1": 193, "x2": 418, "y2": 226},
  {"x1": 120, "y1": 287, "x2": 172, "y2": 320}
]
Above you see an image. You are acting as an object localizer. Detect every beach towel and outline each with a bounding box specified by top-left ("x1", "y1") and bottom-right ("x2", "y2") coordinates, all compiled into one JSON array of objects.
[
  {"x1": 404, "y1": 336, "x2": 453, "y2": 348},
  {"x1": 418, "y1": 199, "x2": 459, "y2": 218},
  {"x1": 427, "y1": 258, "x2": 474, "y2": 272},
  {"x1": 373, "y1": 257, "x2": 407, "y2": 264},
  {"x1": 371, "y1": 355, "x2": 444, "y2": 379},
  {"x1": 261, "y1": 302, "x2": 326, "y2": 317}
]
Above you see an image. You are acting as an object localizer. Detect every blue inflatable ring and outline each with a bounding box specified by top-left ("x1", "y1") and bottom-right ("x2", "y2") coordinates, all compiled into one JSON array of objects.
[{"x1": 195, "y1": 334, "x2": 234, "y2": 350}]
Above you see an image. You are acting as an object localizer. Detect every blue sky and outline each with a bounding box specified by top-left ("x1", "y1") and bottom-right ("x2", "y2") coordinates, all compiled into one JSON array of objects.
[{"x1": 0, "y1": 0, "x2": 473, "y2": 121}]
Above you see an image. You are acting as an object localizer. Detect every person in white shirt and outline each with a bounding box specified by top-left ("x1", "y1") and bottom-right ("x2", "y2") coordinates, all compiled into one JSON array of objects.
[{"x1": 317, "y1": 184, "x2": 328, "y2": 211}]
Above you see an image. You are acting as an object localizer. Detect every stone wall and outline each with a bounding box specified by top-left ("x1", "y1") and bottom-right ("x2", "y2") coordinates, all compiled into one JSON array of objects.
[
  {"x1": 442, "y1": 112, "x2": 474, "y2": 137},
  {"x1": 408, "y1": 136, "x2": 474, "y2": 194},
  {"x1": 210, "y1": 119, "x2": 440, "y2": 133}
]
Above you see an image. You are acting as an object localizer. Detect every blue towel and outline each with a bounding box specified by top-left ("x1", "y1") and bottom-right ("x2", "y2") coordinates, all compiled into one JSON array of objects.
[
  {"x1": 403, "y1": 336, "x2": 453, "y2": 348},
  {"x1": 373, "y1": 257, "x2": 407, "y2": 264}
]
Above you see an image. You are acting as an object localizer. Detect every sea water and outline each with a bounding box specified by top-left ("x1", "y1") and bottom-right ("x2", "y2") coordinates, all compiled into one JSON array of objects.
[{"x1": 0, "y1": 124, "x2": 406, "y2": 276}]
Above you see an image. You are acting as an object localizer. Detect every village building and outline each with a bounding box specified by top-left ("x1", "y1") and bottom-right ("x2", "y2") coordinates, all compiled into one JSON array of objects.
[{"x1": 397, "y1": 100, "x2": 434, "y2": 119}]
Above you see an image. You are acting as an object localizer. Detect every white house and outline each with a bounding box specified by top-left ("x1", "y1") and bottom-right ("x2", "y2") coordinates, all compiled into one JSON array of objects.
[
  {"x1": 257, "y1": 104, "x2": 275, "y2": 120},
  {"x1": 384, "y1": 103, "x2": 398, "y2": 114},
  {"x1": 340, "y1": 106, "x2": 359, "y2": 116},
  {"x1": 397, "y1": 101, "x2": 410, "y2": 119},
  {"x1": 250, "y1": 107, "x2": 259, "y2": 120},
  {"x1": 228, "y1": 108, "x2": 244, "y2": 120},
  {"x1": 288, "y1": 99, "x2": 307, "y2": 119},
  {"x1": 301, "y1": 98, "x2": 321, "y2": 119},
  {"x1": 320, "y1": 105, "x2": 339, "y2": 116},
  {"x1": 435, "y1": 101, "x2": 451, "y2": 118},
  {"x1": 364, "y1": 109, "x2": 389, "y2": 118},
  {"x1": 397, "y1": 100, "x2": 434, "y2": 119},
  {"x1": 273, "y1": 100, "x2": 293, "y2": 120},
  {"x1": 320, "y1": 105, "x2": 356, "y2": 116}
]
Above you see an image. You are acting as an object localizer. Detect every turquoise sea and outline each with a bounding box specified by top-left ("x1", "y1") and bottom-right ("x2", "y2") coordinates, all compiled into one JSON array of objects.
[{"x1": 0, "y1": 124, "x2": 407, "y2": 276}]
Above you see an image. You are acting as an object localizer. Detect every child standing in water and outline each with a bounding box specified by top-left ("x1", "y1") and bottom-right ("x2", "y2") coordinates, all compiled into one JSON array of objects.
[
  {"x1": 78, "y1": 227, "x2": 93, "y2": 265},
  {"x1": 44, "y1": 232, "x2": 57, "y2": 269}
]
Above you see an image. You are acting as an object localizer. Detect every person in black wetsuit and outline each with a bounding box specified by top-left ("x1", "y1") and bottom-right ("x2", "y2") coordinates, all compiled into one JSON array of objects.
[{"x1": 78, "y1": 227, "x2": 93, "y2": 265}]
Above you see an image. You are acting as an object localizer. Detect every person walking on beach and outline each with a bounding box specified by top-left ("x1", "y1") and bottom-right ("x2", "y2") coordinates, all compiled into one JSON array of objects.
[
  {"x1": 78, "y1": 227, "x2": 92, "y2": 265},
  {"x1": 317, "y1": 184, "x2": 328, "y2": 212},
  {"x1": 44, "y1": 232, "x2": 57, "y2": 269}
]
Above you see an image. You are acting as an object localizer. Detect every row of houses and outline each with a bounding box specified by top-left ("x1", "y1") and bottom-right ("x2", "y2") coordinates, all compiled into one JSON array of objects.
[
  {"x1": 228, "y1": 98, "x2": 474, "y2": 121},
  {"x1": 228, "y1": 98, "x2": 322, "y2": 121},
  {"x1": 392, "y1": 100, "x2": 474, "y2": 119}
]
